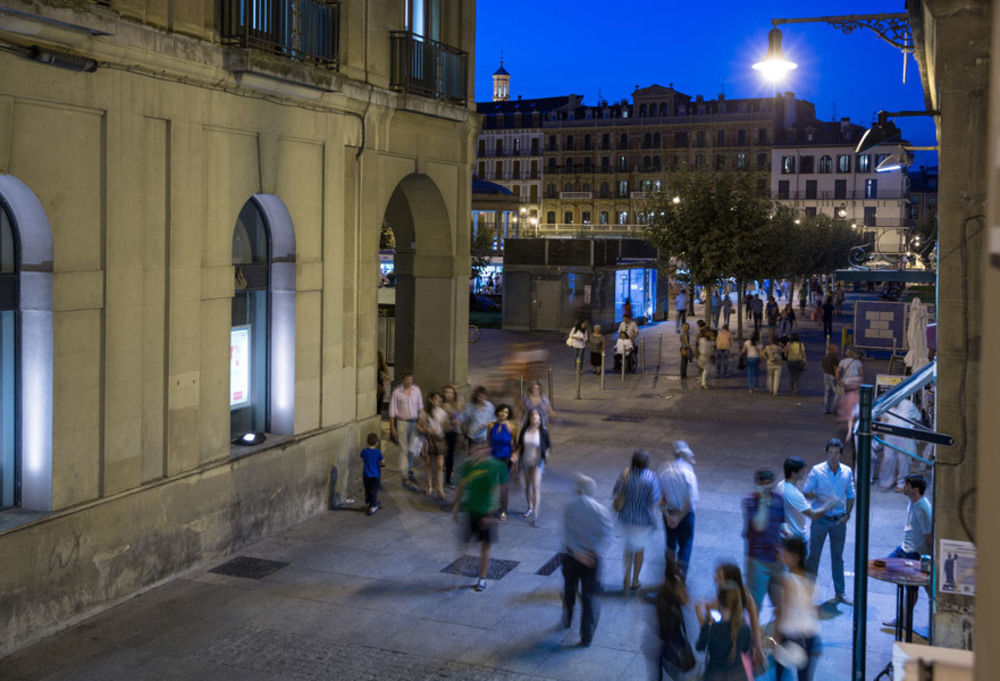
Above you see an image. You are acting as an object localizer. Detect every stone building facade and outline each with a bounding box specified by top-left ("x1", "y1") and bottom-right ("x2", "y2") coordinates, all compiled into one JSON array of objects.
[{"x1": 0, "y1": 0, "x2": 476, "y2": 654}]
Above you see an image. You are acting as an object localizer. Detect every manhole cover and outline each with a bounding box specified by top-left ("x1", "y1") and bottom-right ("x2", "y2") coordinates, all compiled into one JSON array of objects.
[
  {"x1": 209, "y1": 556, "x2": 289, "y2": 580},
  {"x1": 603, "y1": 412, "x2": 648, "y2": 423},
  {"x1": 441, "y1": 555, "x2": 519, "y2": 580},
  {"x1": 536, "y1": 552, "x2": 566, "y2": 576}
]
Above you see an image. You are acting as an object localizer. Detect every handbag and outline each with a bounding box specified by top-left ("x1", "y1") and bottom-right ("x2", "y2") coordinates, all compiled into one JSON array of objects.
[
  {"x1": 738, "y1": 352, "x2": 747, "y2": 370},
  {"x1": 565, "y1": 334, "x2": 574, "y2": 348},
  {"x1": 612, "y1": 469, "x2": 629, "y2": 512}
]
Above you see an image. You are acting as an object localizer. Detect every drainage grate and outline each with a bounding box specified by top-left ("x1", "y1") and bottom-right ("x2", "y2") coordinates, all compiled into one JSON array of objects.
[
  {"x1": 209, "y1": 556, "x2": 290, "y2": 580},
  {"x1": 603, "y1": 412, "x2": 648, "y2": 423},
  {"x1": 441, "y1": 555, "x2": 519, "y2": 581},
  {"x1": 535, "y1": 552, "x2": 566, "y2": 576}
]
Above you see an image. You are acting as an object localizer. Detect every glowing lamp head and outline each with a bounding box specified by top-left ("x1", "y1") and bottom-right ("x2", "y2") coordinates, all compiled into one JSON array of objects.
[
  {"x1": 753, "y1": 27, "x2": 797, "y2": 82},
  {"x1": 671, "y1": 196, "x2": 681, "y2": 205}
]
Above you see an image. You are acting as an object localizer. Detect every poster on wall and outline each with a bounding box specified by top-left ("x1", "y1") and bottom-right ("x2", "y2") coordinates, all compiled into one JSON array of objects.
[
  {"x1": 230, "y1": 325, "x2": 250, "y2": 407},
  {"x1": 939, "y1": 539, "x2": 976, "y2": 596}
]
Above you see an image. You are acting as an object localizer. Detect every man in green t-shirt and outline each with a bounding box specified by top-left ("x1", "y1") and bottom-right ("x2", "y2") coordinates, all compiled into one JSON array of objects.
[{"x1": 452, "y1": 443, "x2": 508, "y2": 592}]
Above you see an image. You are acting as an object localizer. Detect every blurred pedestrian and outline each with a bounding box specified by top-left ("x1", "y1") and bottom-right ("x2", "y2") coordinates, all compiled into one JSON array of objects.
[
  {"x1": 785, "y1": 333, "x2": 807, "y2": 396},
  {"x1": 743, "y1": 468, "x2": 785, "y2": 612},
  {"x1": 679, "y1": 323, "x2": 692, "y2": 379},
  {"x1": 741, "y1": 333, "x2": 761, "y2": 393},
  {"x1": 697, "y1": 326, "x2": 714, "y2": 389},
  {"x1": 715, "y1": 325, "x2": 733, "y2": 377},
  {"x1": 752, "y1": 295, "x2": 764, "y2": 334},
  {"x1": 461, "y1": 385, "x2": 495, "y2": 452},
  {"x1": 441, "y1": 384, "x2": 461, "y2": 488},
  {"x1": 615, "y1": 330, "x2": 635, "y2": 373},
  {"x1": 836, "y1": 349, "x2": 864, "y2": 442},
  {"x1": 420, "y1": 392, "x2": 447, "y2": 498},
  {"x1": 451, "y1": 443, "x2": 507, "y2": 592},
  {"x1": 518, "y1": 408, "x2": 551, "y2": 524},
  {"x1": 659, "y1": 441, "x2": 698, "y2": 577},
  {"x1": 657, "y1": 554, "x2": 694, "y2": 681},
  {"x1": 822, "y1": 296, "x2": 835, "y2": 340},
  {"x1": 774, "y1": 536, "x2": 821, "y2": 681},
  {"x1": 875, "y1": 398, "x2": 921, "y2": 492},
  {"x1": 389, "y1": 372, "x2": 423, "y2": 485},
  {"x1": 712, "y1": 563, "x2": 766, "y2": 674},
  {"x1": 762, "y1": 335, "x2": 785, "y2": 396},
  {"x1": 562, "y1": 473, "x2": 614, "y2": 647},
  {"x1": 613, "y1": 450, "x2": 662, "y2": 593},
  {"x1": 821, "y1": 346, "x2": 840, "y2": 414},
  {"x1": 675, "y1": 287, "x2": 688, "y2": 333},
  {"x1": 803, "y1": 438, "x2": 856, "y2": 606},
  {"x1": 695, "y1": 581, "x2": 752, "y2": 681},
  {"x1": 521, "y1": 380, "x2": 556, "y2": 428}
]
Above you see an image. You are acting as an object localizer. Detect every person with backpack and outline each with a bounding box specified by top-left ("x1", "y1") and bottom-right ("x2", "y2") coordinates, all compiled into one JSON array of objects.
[{"x1": 785, "y1": 333, "x2": 808, "y2": 396}]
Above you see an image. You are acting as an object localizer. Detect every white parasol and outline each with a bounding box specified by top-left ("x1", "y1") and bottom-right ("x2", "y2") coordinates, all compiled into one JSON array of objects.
[{"x1": 904, "y1": 297, "x2": 929, "y2": 372}]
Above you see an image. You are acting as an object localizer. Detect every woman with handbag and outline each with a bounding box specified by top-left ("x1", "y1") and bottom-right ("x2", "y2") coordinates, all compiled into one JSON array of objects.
[
  {"x1": 613, "y1": 450, "x2": 662, "y2": 593},
  {"x1": 657, "y1": 554, "x2": 696, "y2": 681},
  {"x1": 420, "y1": 392, "x2": 448, "y2": 499},
  {"x1": 740, "y1": 333, "x2": 762, "y2": 394},
  {"x1": 695, "y1": 582, "x2": 752, "y2": 681},
  {"x1": 568, "y1": 320, "x2": 589, "y2": 367}
]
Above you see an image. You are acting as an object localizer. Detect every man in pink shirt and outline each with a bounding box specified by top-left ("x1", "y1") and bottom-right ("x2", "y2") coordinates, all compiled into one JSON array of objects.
[{"x1": 389, "y1": 373, "x2": 423, "y2": 484}]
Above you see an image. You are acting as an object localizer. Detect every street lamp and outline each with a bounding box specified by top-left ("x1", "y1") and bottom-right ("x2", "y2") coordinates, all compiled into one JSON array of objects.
[{"x1": 752, "y1": 27, "x2": 797, "y2": 82}]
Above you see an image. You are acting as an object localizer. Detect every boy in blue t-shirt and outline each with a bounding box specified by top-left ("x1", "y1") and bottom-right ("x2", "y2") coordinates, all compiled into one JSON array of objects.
[{"x1": 360, "y1": 433, "x2": 384, "y2": 515}]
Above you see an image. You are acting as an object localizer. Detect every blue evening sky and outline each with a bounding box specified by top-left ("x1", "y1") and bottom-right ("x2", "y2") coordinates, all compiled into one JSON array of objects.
[{"x1": 475, "y1": 0, "x2": 937, "y2": 166}]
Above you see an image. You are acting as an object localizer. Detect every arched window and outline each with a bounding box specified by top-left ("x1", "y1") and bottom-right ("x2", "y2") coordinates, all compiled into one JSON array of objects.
[
  {"x1": 819, "y1": 155, "x2": 833, "y2": 173},
  {"x1": 617, "y1": 210, "x2": 629, "y2": 225},
  {"x1": 643, "y1": 156, "x2": 651, "y2": 169},
  {"x1": 619, "y1": 133, "x2": 628, "y2": 149},
  {"x1": 230, "y1": 196, "x2": 296, "y2": 443},
  {"x1": 652, "y1": 155, "x2": 661, "y2": 170},
  {"x1": 546, "y1": 211, "x2": 556, "y2": 224},
  {"x1": 653, "y1": 132, "x2": 661, "y2": 147},
  {"x1": 639, "y1": 104, "x2": 647, "y2": 117},
  {"x1": 643, "y1": 133, "x2": 652, "y2": 148},
  {"x1": 0, "y1": 175, "x2": 54, "y2": 511}
]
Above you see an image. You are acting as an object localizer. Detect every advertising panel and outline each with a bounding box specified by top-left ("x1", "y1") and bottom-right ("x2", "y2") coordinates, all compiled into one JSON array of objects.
[{"x1": 230, "y1": 325, "x2": 250, "y2": 407}]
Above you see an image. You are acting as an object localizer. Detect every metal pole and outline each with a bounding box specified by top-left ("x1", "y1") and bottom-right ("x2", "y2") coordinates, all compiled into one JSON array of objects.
[
  {"x1": 520, "y1": 374, "x2": 524, "y2": 399},
  {"x1": 621, "y1": 348, "x2": 626, "y2": 383},
  {"x1": 547, "y1": 366, "x2": 554, "y2": 409},
  {"x1": 600, "y1": 350, "x2": 605, "y2": 390},
  {"x1": 575, "y1": 358, "x2": 582, "y2": 400},
  {"x1": 658, "y1": 332, "x2": 663, "y2": 365},
  {"x1": 640, "y1": 337, "x2": 646, "y2": 374},
  {"x1": 852, "y1": 384, "x2": 875, "y2": 681}
]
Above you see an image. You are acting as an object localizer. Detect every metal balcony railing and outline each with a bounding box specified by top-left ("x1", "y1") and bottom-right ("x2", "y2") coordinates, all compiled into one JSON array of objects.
[
  {"x1": 220, "y1": 0, "x2": 340, "y2": 67},
  {"x1": 560, "y1": 192, "x2": 593, "y2": 200},
  {"x1": 390, "y1": 31, "x2": 468, "y2": 105}
]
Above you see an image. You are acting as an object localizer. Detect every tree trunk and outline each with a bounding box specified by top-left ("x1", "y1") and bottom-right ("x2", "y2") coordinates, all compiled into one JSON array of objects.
[{"x1": 737, "y1": 279, "x2": 744, "y2": 342}]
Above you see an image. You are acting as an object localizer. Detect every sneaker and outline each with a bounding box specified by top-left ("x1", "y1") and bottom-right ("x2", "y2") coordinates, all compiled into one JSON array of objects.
[
  {"x1": 522, "y1": 508, "x2": 533, "y2": 518},
  {"x1": 474, "y1": 579, "x2": 487, "y2": 592},
  {"x1": 367, "y1": 507, "x2": 375, "y2": 516},
  {"x1": 835, "y1": 593, "x2": 854, "y2": 606}
]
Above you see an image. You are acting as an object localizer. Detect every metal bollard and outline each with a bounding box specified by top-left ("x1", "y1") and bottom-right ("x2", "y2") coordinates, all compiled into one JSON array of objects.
[
  {"x1": 548, "y1": 366, "x2": 554, "y2": 408},
  {"x1": 600, "y1": 351, "x2": 606, "y2": 390},
  {"x1": 621, "y1": 349, "x2": 626, "y2": 383},
  {"x1": 658, "y1": 333, "x2": 663, "y2": 365},
  {"x1": 640, "y1": 338, "x2": 646, "y2": 374},
  {"x1": 575, "y1": 358, "x2": 582, "y2": 400},
  {"x1": 519, "y1": 374, "x2": 524, "y2": 399}
]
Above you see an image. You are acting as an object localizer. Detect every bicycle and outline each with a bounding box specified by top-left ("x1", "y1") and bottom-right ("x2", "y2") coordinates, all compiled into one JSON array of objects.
[{"x1": 468, "y1": 325, "x2": 481, "y2": 343}]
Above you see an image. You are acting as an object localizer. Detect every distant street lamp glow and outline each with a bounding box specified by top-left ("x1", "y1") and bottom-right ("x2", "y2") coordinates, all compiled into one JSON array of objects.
[
  {"x1": 752, "y1": 27, "x2": 797, "y2": 82},
  {"x1": 671, "y1": 195, "x2": 681, "y2": 204}
]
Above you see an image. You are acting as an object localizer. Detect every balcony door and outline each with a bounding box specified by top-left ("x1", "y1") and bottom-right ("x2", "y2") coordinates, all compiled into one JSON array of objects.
[{"x1": 405, "y1": 0, "x2": 440, "y2": 40}]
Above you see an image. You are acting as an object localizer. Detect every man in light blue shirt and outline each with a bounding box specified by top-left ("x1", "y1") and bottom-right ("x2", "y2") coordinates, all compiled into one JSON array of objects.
[
  {"x1": 803, "y1": 438, "x2": 857, "y2": 605},
  {"x1": 563, "y1": 473, "x2": 614, "y2": 647}
]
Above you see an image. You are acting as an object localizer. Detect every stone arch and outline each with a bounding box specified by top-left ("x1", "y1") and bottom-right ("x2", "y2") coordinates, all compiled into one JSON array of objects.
[
  {"x1": 0, "y1": 175, "x2": 53, "y2": 511},
  {"x1": 381, "y1": 173, "x2": 462, "y2": 388}
]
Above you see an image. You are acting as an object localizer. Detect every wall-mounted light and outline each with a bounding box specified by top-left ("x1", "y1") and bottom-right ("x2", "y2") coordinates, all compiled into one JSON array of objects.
[
  {"x1": 875, "y1": 144, "x2": 914, "y2": 173},
  {"x1": 857, "y1": 109, "x2": 940, "y2": 153},
  {"x1": 233, "y1": 432, "x2": 266, "y2": 446}
]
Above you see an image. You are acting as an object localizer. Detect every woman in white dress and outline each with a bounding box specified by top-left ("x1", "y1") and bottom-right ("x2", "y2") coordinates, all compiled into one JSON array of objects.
[{"x1": 516, "y1": 408, "x2": 551, "y2": 526}]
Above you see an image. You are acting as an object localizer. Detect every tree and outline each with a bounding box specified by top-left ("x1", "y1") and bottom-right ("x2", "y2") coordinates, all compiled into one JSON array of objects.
[{"x1": 644, "y1": 170, "x2": 773, "y2": 338}]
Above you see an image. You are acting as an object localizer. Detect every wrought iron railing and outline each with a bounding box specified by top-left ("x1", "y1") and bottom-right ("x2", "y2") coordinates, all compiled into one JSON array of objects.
[
  {"x1": 389, "y1": 31, "x2": 468, "y2": 105},
  {"x1": 220, "y1": 0, "x2": 340, "y2": 67}
]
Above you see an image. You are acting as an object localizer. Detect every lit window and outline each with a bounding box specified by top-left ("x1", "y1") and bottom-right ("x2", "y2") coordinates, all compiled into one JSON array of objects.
[
  {"x1": 781, "y1": 156, "x2": 796, "y2": 174},
  {"x1": 819, "y1": 155, "x2": 833, "y2": 173},
  {"x1": 599, "y1": 211, "x2": 609, "y2": 224},
  {"x1": 837, "y1": 154, "x2": 851, "y2": 173},
  {"x1": 865, "y1": 179, "x2": 878, "y2": 199},
  {"x1": 857, "y1": 154, "x2": 871, "y2": 173},
  {"x1": 617, "y1": 211, "x2": 629, "y2": 225}
]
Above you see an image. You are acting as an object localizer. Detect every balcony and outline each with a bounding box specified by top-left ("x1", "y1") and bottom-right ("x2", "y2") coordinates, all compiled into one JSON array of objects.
[
  {"x1": 532, "y1": 223, "x2": 647, "y2": 238},
  {"x1": 560, "y1": 192, "x2": 593, "y2": 200},
  {"x1": 390, "y1": 31, "x2": 468, "y2": 105},
  {"x1": 220, "y1": 0, "x2": 341, "y2": 67},
  {"x1": 775, "y1": 190, "x2": 907, "y2": 201}
]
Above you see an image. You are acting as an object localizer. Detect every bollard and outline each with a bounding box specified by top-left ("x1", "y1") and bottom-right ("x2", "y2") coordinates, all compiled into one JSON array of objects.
[
  {"x1": 519, "y1": 374, "x2": 524, "y2": 399},
  {"x1": 658, "y1": 333, "x2": 663, "y2": 365},
  {"x1": 640, "y1": 338, "x2": 646, "y2": 374},
  {"x1": 547, "y1": 366, "x2": 554, "y2": 409},
  {"x1": 600, "y1": 350, "x2": 606, "y2": 390},
  {"x1": 575, "y1": 358, "x2": 582, "y2": 400},
  {"x1": 621, "y1": 348, "x2": 626, "y2": 383}
]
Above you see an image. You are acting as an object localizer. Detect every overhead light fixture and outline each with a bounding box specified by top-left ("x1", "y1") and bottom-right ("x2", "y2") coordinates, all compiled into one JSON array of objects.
[
  {"x1": 876, "y1": 144, "x2": 914, "y2": 173},
  {"x1": 836, "y1": 205, "x2": 848, "y2": 218},
  {"x1": 752, "y1": 27, "x2": 798, "y2": 82}
]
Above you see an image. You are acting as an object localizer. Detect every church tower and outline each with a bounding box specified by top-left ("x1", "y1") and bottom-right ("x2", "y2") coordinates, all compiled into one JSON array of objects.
[{"x1": 492, "y1": 58, "x2": 510, "y2": 102}]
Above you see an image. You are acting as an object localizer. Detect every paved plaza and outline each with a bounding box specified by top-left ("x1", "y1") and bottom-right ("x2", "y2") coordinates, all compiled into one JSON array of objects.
[{"x1": 0, "y1": 295, "x2": 927, "y2": 680}]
